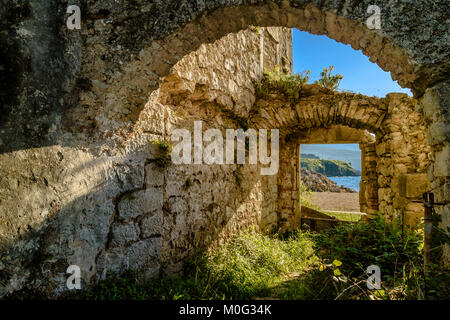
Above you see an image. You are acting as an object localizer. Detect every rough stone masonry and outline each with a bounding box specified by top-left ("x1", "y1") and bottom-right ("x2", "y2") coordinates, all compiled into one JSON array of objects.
[{"x1": 0, "y1": 0, "x2": 448, "y2": 297}]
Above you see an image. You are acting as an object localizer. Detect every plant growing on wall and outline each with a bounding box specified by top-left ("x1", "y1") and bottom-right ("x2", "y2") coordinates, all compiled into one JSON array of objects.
[
  {"x1": 151, "y1": 139, "x2": 172, "y2": 171},
  {"x1": 250, "y1": 25, "x2": 261, "y2": 34},
  {"x1": 254, "y1": 67, "x2": 310, "y2": 100},
  {"x1": 185, "y1": 177, "x2": 193, "y2": 188},
  {"x1": 314, "y1": 66, "x2": 343, "y2": 90}
]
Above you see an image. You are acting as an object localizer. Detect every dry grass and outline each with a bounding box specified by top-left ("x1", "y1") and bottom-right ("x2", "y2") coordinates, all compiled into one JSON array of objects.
[{"x1": 311, "y1": 192, "x2": 360, "y2": 212}]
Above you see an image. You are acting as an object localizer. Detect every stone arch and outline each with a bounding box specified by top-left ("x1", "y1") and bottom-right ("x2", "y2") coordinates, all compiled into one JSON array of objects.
[
  {"x1": 245, "y1": 87, "x2": 432, "y2": 231},
  {"x1": 46, "y1": 0, "x2": 448, "y2": 270},
  {"x1": 68, "y1": 1, "x2": 448, "y2": 144},
  {"x1": 249, "y1": 89, "x2": 387, "y2": 135},
  {"x1": 62, "y1": 3, "x2": 447, "y2": 229}
]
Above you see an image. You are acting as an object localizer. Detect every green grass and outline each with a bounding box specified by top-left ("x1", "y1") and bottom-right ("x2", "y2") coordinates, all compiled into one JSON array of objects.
[
  {"x1": 324, "y1": 211, "x2": 362, "y2": 222},
  {"x1": 254, "y1": 68, "x2": 310, "y2": 101},
  {"x1": 81, "y1": 214, "x2": 448, "y2": 300},
  {"x1": 83, "y1": 230, "x2": 317, "y2": 300}
]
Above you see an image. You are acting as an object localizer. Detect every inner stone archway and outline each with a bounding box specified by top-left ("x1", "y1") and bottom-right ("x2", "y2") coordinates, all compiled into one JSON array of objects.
[
  {"x1": 248, "y1": 82, "x2": 432, "y2": 231},
  {"x1": 294, "y1": 126, "x2": 377, "y2": 217},
  {"x1": 0, "y1": 1, "x2": 448, "y2": 297}
]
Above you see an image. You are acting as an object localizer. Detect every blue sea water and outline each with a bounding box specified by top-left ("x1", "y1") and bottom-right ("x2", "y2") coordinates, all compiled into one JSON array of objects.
[{"x1": 328, "y1": 176, "x2": 361, "y2": 192}]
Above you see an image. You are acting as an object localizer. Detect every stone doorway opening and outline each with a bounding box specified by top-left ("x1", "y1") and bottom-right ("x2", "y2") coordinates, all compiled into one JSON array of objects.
[{"x1": 299, "y1": 143, "x2": 363, "y2": 222}]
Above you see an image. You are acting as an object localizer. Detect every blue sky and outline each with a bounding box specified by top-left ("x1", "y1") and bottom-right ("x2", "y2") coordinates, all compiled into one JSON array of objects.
[{"x1": 293, "y1": 29, "x2": 411, "y2": 97}]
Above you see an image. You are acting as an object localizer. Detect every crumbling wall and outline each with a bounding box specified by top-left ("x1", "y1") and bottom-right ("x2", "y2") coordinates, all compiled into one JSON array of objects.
[
  {"x1": 417, "y1": 83, "x2": 449, "y2": 264},
  {"x1": 376, "y1": 94, "x2": 432, "y2": 227},
  {"x1": 249, "y1": 88, "x2": 431, "y2": 230},
  {"x1": 141, "y1": 27, "x2": 291, "y2": 268},
  {"x1": 0, "y1": 27, "x2": 292, "y2": 297}
]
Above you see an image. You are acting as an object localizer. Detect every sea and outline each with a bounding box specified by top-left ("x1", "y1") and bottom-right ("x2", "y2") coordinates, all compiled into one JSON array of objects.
[{"x1": 328, "y1": 176, "x2": 361, "y2": 192}]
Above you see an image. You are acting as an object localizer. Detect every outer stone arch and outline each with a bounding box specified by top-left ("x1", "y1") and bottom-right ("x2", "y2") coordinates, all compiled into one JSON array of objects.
[
  {"x1": 4, "y1": 1, "x2": 448, "y2": 153},
  {"x1": 78, "y1": 0, "x2": 432, "y2": 139}
]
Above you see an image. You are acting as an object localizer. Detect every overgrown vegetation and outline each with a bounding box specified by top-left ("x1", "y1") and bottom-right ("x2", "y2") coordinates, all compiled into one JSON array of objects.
[
  {"x1": 254, "y1": 66, "x2": 344, "y2": 101},
  {"x1": 254, "y1": 67, "x2": 310, "y2": 100},
  {"x1": 283, "y1": 214, "x2": 449, "y2": 300},
  {"x1": 314, "y1": 66, "x2": 343, "y2": 90},
  {"x1": 83, "y1": 230, "x2": 316, "y2": 300},
  {"x1": 81, "y1": 214, "x2": 448, "y2": 300},
  {"x1": 151, "y1": 139, "x2": 172, "y2": 171},
  {"x1": 300, "y1": 182, "x2": 314, "y2": 208}
]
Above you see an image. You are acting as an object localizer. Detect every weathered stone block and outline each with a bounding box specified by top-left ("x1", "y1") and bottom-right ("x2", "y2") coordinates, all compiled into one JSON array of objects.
[
  {"x1": 140, "y1": 212, "x2": 163, "y2": 238},
  {"x1": 118, "y1": 188, "x2": 163, "y2": 219},
  {"x1": 378, "y1": 188, "x2": 392, "y2": 202},
  {"x1": 126, "y1": 237, "x2": 162, "y2": 271},
  {"x1": 98, "y1": 238, "x2": 162, "y2": 280},
  {"x1": 376, "y1": 142, "x2": 389, "y2": 155},
  {"x1": 113, "y1": 163, "x2": 144, "y2": 191},
  {"x1": 378, "y1": 163, "x2": 393, "y2": 177},
  {"x1": 404, "y1": 202, "x2": 424, "y2": 228},
  {"x1": 377, "y1": 174, "x2": 389, "y2": 187},
  {"x1": 406, "y1": 202, "x2": 424, "y2": 214},
  {"x1": 111, "y1": 223, "x2": 140, "y2": 247},
  {"x1": 434, "y1": 144, "x2": 449, "y2": 177},
  {"x1": 393, "y1": 195, "x2": 407, "y2": 209},
  {"x1": 393, "y1": 164, "x2": 407, "y2": 175},
  {"x1": 145, "y1": 162, "x2": 164, "y2": 187},
  {"x1": 400, "y1": 173, "x2": 430, "y2": 198}
]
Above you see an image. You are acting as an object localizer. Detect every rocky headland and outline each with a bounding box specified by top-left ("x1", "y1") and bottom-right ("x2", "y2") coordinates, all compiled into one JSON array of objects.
[{"x1": 301, "y1": 168, "x2": 357, "y2": 193}]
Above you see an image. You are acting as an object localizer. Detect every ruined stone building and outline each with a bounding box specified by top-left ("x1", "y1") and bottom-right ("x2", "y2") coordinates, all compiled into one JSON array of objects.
[{"x1": 0, "y1": 1, "x2": 448, "y2": 297}]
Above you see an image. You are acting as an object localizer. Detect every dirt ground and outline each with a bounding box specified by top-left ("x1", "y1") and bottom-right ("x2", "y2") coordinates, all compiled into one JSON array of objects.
[{"x1": 310, "y1": 192, "x2": 360, "y2": 212}]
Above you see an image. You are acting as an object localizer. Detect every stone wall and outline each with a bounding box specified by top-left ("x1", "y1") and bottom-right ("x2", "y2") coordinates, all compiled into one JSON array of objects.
[
  {"x1": 416, "y1": 83, "x2": 449, "y2": 263},
  {"x1": 0, "y1": 27, "x2": 291, "y2": 297},
  {"x1": 248, "y1": 86, "x2": 432, "y2": 230},
  {"x1": 376, "y1": 94, "x2": 432, "y2": 227}
]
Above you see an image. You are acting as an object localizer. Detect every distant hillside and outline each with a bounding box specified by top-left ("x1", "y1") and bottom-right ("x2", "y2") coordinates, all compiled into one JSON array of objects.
[
  {"x1": 300, "y1": 159, "x2": 361, "y2": 176},
  {"x1": 300, "y1": 144, "x2": 361, "y2": 171},
  {"x1": 300, "y1": 153, "x2": 319, "y2": 159}
]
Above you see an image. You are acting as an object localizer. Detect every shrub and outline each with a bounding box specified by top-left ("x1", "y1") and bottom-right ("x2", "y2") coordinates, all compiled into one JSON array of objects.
[
  {"x1": 151, "y1": 139, "x2": 172, "y2": 170},
  {"x1": 254, "y1": 67, "x2": 310, "y2": 100},
  {"x1": 292, "y1": 213, "x2": 449, "y2": 300},
  {"x1": 314, "y1": 66, "x2": 343, "y2": 90}
]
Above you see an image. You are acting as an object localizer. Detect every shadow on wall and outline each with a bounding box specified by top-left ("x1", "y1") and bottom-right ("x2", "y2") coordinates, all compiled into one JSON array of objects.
[{"x1": 0, "y1": 133, "x2": 270, "y2": 298}]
